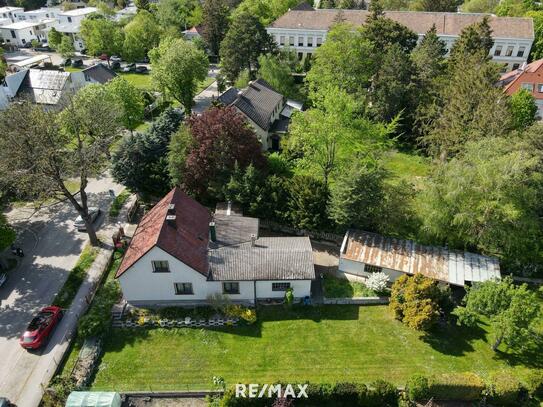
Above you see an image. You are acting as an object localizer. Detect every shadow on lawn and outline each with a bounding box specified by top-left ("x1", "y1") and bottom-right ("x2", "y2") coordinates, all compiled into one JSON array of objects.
[
  {"x1": 421, "y1": 320, "x2": 487, "y2": 356},
  {"x1": 493, "y1": 334, "x2": 543, "y2": 369}
]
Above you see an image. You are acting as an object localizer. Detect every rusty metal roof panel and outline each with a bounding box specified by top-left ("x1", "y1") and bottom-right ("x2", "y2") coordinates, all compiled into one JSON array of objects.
[{"x1": 341, "y1": 230, "x2": 501, "y2": 286}]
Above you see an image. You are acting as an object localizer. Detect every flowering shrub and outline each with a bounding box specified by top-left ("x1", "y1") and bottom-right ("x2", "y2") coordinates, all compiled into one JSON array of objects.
[
  {"x1": 240, "y1": 308, "x2": 257, "y2": 324},
  {"x1": 366, "y1": 272, "x2": 389, "y2": 293},
  {"x1": 224, "y1": 304, "x2": 257, "y2": 324}
]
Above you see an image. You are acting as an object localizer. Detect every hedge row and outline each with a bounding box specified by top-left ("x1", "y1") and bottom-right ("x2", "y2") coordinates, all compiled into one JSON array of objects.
[{"x1": 217, "y1": 371, "x2": 543, "y2": 407}]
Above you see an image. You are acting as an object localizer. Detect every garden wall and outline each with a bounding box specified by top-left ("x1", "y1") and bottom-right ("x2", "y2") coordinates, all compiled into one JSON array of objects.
[{"x1": 323, "y1": 297, "x2": 389, "y2": 305}]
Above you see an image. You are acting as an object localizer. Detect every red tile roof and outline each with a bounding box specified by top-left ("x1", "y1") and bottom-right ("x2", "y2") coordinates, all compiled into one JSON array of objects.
[
  {"x1": 500, "y1": 59, "x2": 543, "y2": 92},
  {"x1": 115, "y1": 188, "x2": 212, "y2": 278}
]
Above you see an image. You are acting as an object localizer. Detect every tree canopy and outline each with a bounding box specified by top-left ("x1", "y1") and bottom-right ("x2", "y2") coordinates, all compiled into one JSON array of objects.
[
  {"x1": 122, "y1": 10, "x2": 161, "y2": 62},
  {"x1": 80, "y1": 15, "x2": 124, "y2": 57},
  {"x1": 201, "y1": 0, "x2": 230, "y2": 56}
]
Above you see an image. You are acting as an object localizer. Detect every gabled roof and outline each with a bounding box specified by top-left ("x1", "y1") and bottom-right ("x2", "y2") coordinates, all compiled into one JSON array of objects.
[
  {"x1": 499, "y1": 59, "x2": 543, "y2": 91},
  {"x1": 115, "y1": 188, "x2": 212, "y2": 278},
  {"x1": 82, "y1": 63, "x2": 117, "y2": 84},
  {"x1": 17, "y1": 69, "x2": 70, "y2": 105},
  {"x1": 270, "y1": 9, "x2": 534, "y2": 40},
  {"x1": 341, "y1": 230, "x2": 501, "y2": 286}
]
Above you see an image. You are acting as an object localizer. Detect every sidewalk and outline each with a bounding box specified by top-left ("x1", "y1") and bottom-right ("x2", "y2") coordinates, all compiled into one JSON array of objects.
[{"x1": 15, "y1": 194, "x2": 137, "y2": 407}]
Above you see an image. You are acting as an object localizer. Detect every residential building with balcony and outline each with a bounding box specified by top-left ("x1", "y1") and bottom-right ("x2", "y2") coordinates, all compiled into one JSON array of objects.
[{"x1": 267, "y1": 7, "x2": 534, "y2": 71}]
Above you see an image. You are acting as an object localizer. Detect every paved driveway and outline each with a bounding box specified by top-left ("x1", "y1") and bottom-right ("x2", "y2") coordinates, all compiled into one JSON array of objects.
[{"x1": 0, "y1": 174, "x2": 122, "y2": 405}]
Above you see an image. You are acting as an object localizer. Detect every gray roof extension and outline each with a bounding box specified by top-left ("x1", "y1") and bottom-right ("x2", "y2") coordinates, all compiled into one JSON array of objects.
[
  {"x1": 82, "y1": 63, "x2": 117, "y2": 84},
  {"x1": 209, "y1": 236, "x2": 315, "y2": 281},
  {"x1": 17, "y1": 69, "x2": 70, "y2": 105}
]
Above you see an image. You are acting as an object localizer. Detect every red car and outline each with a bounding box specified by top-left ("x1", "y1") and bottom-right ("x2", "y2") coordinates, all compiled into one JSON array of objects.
[{"x1": 19, "y1": 306, "x2": 62, "y2": 349}]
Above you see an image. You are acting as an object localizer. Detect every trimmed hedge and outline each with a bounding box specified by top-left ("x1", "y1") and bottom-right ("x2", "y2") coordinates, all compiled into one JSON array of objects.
[
  {"x1": 428, "y1": 372, "x2": 485, "y2": 401},
  {"x1": 406, "y1": 374, "x2": 430, "y2": 401},
  {"x1": 487, "y1": 372, "x2": 525, "y2": 406}
]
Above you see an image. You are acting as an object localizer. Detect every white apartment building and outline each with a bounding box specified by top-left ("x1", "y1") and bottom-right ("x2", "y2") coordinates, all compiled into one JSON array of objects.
[
  {"x1": 54, "y1": 7, "x2": 97, "y2": 51},
  {"x1": 0, "y1": 7, "x2": 24, "y2": 23},
  {"x1": 0, "y1": 18, "x2": 56, "y2": 47},
  {"x1": 16, "y1": 7, "x2": 62, "y2": 22},
  {"x1": 267, "y1": 8, "x2": 534, "y2": 71}
]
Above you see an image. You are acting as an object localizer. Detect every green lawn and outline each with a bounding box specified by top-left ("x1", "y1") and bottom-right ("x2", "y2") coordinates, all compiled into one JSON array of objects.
[
  {"x1": 382, "y1": 150, "x2": 431, "y2": 188},
  {"x1": 91, "y1": 305, "x2": 541, "y2": 391},
  {"x1": 119, "y1": 72, "x2": 152, "y2": 90},
  {"x1": 322, "y1": 274, "x2": 377, "y2": 298}
]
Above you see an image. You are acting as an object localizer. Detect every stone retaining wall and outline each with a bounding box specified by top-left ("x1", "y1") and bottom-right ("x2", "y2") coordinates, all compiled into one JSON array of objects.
[{"x1": 113, "y1": 317, "x2": 240, "y2": 329}]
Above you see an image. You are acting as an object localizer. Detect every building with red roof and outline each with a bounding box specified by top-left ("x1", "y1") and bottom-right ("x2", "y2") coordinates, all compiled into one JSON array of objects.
[
  {"x1": 116, "y1": 188, "x2": 314, "y2": 307},
  {"x1": 499, "y1": 59, "x2": 543, "y2": 119}
]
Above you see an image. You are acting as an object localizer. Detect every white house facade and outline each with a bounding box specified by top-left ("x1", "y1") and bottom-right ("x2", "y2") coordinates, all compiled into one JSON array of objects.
[
  {"x1": 54, "y1": 7, "x2": 97, "y2": 51},
  {"x1": 116, "y1": 189, "x2": 314, "y2": 307},
  {"x1": 267, "y1": 8, "x2": 534, "y2": 71},
  {"x1": 0, "y1": 19, "x2": 55, "y2": 47},
  {"x1": 0, "y1": 7, "x2": 24, "y2": 23}
]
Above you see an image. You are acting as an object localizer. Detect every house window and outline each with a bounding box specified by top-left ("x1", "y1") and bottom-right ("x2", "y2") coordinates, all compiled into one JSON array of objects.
[
  {"x1": 513, "y1": 63, "x2": 520, "y2": 70},
  {"x1": 298, "y1": 37, "x2": 304, "y2": 47},
  {"x1": 174, "y1": 282, "x2": 193, "y2": 295},
  {"x1": 272, "y1": 282, "x2": 291, "y2": 291},
  {"x1": 152, "y1": 260, "x2": 170, "y2": 273},
  {"x1": 67, "y1": 16, "x2": 72, "y2": 23},
  {"x1": 521, "y1": 82, "x2": 534, "y2": 91},
  {"x1": 10, "y1": 30, "x2": 15, "y2": 38},
  {"x1": 289, "y1": 36, "x2": 294, "y2": 46},
  {"x1": 21, "y1": 38, "x2": 26, "y2": 44},
  {"x1": 297, "y1": 52, "x2": 303, "y2": 60},
  {"x1": 505, "y1": 46, "x2": 514, "y2": 57},
  {"x1": 279, "y1": 35, "x2": 285, "y2": 46},
  {"x1": 307, "y1": 37, "x2": 313, "y2": 47},
  {"x1": 494, "y1": 45, "x2": 502, "y2": 56},
  {"x1": 316, "y1": 37, "x2": 322, "y2": 47},
  {"x1": 517, "y1": 46, "x2": 526, "y2": 58},
  {"x1": 364, "y1": 264, "x2": 383, "y2": 273},
  {"x1": 223, "y1": 282, "x2": 240, "y2": 294},
  {"x1": 538, "y1": 84, "x2": 543, "y2": 93}
]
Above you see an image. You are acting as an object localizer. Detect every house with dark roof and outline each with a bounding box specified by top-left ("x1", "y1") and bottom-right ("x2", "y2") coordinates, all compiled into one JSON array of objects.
[
  {"x1": 115, "y1": 188, "x2": 315, "y2": 307},
  {"x1": 498, "y1": 59, "x2": 543, "y2": 119},
  {"x1": 217, "y1": 79, "x2": 302, "y2": 151},
  {"x1": 267, "y1": 7, "x2": 534, "y2": 71}
]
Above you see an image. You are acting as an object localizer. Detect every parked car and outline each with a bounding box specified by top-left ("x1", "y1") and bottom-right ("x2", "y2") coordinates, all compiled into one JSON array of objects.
[
  {"x1": 110, "y1": 55, "x2": 122, "y2": 63},
  {"x1": 135, "y1": 65, "x2": 148, "y2": 74},
  {"x1": 99, "y1": 53, "x2": 108, "y2": 61},
  {"x1": 74, "y1": 207, "x2": 100, "y2": 231},
  {"x1": 0, "y1": 272, "x2": 7, "y2": 287},
  {"x1": 111, "y1": 61, "x2": 121, "y2": 70},
  {"x1": 135, "y1": 56, "x2": 149, "y2": 64},
  {"x1": 122, "y1": 63, "x2": 136, "y2": 72},
  {"x1": 61, "y1": 58, "x2": 72, "y2": 67},
  {"x1": 19, "y1": 306, "x2": 63, "y2": 350},
  {"x1": 72, "y1": 59, "x2": 83, "y2": 68},
  {"x1": 34, "y1": 45, "x2": 52, "y2": 52}
]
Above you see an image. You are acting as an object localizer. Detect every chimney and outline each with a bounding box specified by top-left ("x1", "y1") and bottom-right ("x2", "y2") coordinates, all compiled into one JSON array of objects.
[
  {"x1": 209, "y1": 221, "x2": 216, "y2": 242},
  {"x1": 250, "y1": 233, "x2": 256, "y2": 247},
  {"x1": 166, "y1": 214, "x2": 176, "y2": 228}
]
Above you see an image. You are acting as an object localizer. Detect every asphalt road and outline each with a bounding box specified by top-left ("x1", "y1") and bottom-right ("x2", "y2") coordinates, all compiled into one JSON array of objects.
[{"x1": 0, "y1": 174, "x2": 123, "y2": 406}]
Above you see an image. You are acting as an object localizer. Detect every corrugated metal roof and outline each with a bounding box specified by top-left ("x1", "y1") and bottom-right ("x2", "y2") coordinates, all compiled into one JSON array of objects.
[
  {"x1": 341, "y1": 230, "x2": 500, "y2": 286},
  {"x1": 209, "y1": 236, "x2": 315, "y2": 281}
]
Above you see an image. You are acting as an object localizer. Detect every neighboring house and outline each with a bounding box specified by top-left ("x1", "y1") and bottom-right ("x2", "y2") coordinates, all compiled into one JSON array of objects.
[
  {"x1": 0, "y1": 19, "x2": 56, "y2": 47},
  {"x1": 71, "y1": 63, "x2": 117, "y2": 86},
  {"x1": 54, "y1": 7, "x2": 97, "y2": 51},
  {"x1": 17, "y1": 7, "x2": 62, "y2": 22},
  {"x1": 267, "y1": 7, "x2": 534, "y2": 70},
  {"x1": 115, "y1": 188, "x2": 315, "y2": 307},
  {"x1": 217, "y1": 79, "x2": 302, "y2": 151},
  {"x1": 499, "y1": 59, "x2": 543, "y2": 119},
  {"x1": 0, "y1": 7, "x2": 24, "y2": 23},
  {"x1": 182, "y1": 25, "x2": 203, "y2": 41},
  {"x1": 0, "y1": 68, "x2": 85, "y2": 109},
  {"x1": 339, "y1": 230, "x2": 501, "y2": 287},
  {"x1": 114, "y1": 6, "x2": 137, "y2": 21}
]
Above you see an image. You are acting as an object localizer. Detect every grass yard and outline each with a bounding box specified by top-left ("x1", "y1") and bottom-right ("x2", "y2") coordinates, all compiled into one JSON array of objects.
[
  {"x1": 119, "y1": 72, "x2": 152, "y2": 90},
  {"x1": 322, "y1": 274, "x2": 377, "y2": 298},
  {"x1": 382, "y1": 150, "x2": 431, "y2": 188},
  {"x1": 91, "y1": 305, "x2": 542, "y2": 391}
]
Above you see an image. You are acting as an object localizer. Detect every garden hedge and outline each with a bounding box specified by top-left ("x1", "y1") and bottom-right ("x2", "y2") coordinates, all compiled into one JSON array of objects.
[{"x1": 427, "y1": 372, "x2": 485, "y2": 401}]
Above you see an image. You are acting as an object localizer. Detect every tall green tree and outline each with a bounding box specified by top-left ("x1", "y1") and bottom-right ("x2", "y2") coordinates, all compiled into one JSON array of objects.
[
  {"x1": 106, "y1": 77, "x2": 145, "y2": 131},
  {"x1": 510, "y1": 88, "x2": 538, "y2": 130},
  {"x1": 232, "y1": 0, "x2": 299, "y2": 25},
  {"x1": 48, "y1": 27, "x2": 63, "y2": 49},
  {"x1": 201, "y1": 0, "x2": 230, "y2": 56},
  {"x1": 449, "y1": 17, "x2": 493, "y2": 66},
  {"x1": 134, "y1": 0, "x2": 149, "y2": 10},
  {"x1": 112, "y1": 109, "x2": 183, "y2": 201},
  {"x1": 0, "y1": 48, "x2": 6, "y2": 81},
  {"x1": 0, "y1": 214, "x2": 16, "y2": 252},
  {"x1": 328, "y1": 163, "x2": 385, "y2": 231},
  {"x1": 288, "y1": 175, "x2": 329, "y2": 231},
  {"x1": 453, "y1": 277, "x2": 542, "y2": 351},
  {"x1": 80, "y1": 16, "x2": 124, "y2": 57},
  {"x1": 526, "y1": 11, "x2": 543, "y2": 60},
  {"x1": 122, "y1": 10, "x2": 161, "y2": 62},
  {"x1": 155, "y1": 0, "x2": 201, "y2": 35},
  {"x1": 149, "y1": 37, "x2": 208, "y2": 114},
  {"x1": 305, "y1": 23, "x2": 375, "y2": 98},
  {"x1": 58, "y1": 35, "x2": 75, "y2": 58},
  {"x1": 461, "y1": 0, "x2": 499, "y2": 13},
  {"x1": 411, "y1": 0, "x2": 462, "y2": 11},
  {"x1": 219, "y1": 10, "x2": 276, "y2": 82},
  {"x1": 418, "y1": 137, "x2": 543, "y2": 265},
  {"x1": 257, "y1": 53, "x2": 297, "y2": 99},
  {"x1": 168, "y1": 125, "x2": 194, "y2": 186},
  {"x1": 495, "y1": 0, "x2": 539, "y2": 16}
]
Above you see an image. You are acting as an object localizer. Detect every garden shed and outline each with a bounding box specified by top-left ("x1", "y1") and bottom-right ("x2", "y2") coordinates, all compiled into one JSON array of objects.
[{"x1": 65, "y1": 392, "x2": 121, "y2": 407}]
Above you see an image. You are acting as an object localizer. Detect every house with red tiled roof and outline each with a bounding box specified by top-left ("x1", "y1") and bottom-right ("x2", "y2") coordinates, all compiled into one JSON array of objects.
[
  {"x1": 116, "y1": 188, "x2": 315, "y2": 307},
  {"x1": 499, "y1": 59, "x2": 543, "y2": 119}
]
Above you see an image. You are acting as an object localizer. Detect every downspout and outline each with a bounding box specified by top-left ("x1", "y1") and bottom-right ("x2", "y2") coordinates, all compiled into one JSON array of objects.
[{"x1": 253, "y1": 280, "x2": 257, "y2": 307}]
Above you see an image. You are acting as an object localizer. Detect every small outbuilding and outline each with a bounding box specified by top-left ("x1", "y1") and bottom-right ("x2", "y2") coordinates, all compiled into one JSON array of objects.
[
  {"x1": 339, "y1": 230, "x2": 501, "y2": 286},
  {"x1": 65, "y1": 392, "x2": 121, "y2": 407}
]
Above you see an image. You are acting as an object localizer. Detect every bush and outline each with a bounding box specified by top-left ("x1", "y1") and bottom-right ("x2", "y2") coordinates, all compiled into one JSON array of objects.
[
  {"x1": 368, "y1": 380, "x2": 398, "y2": 406},
  {"x1": 406, "y1": 374, "x2": 430, "y2": 401},
  {"x1": 524, "y1": 369, "x2": 543, "y2": 398},
  {"x1": 487, "y1": 372, "x2": 525, "y2": 406},
  {"x1": 428, "y1": 372, "x2": 485, "y2": 400},
  {"x1": 366, "y1": 272, "x2": 389, "y2": 294},
  {"x1": 78, "y1": 280, "x2": 120, "y2": 337}
]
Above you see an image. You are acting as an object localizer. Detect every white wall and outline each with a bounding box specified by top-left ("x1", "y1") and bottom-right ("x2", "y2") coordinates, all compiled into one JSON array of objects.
[
  {"x1": 255, "y1": 280, "x2": 311, "y2": 299},
  {"x1": 338, "y1": 258, "x2": 404, "y2": 282}
]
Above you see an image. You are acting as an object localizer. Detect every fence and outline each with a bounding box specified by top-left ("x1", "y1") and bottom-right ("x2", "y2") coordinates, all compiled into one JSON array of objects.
[
  {"x1": 258, "y1": 219, "x2": 344, "y2": 245},
  {"x1": 323, "y1": 297, "x2": 389, "y2": 305}
]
